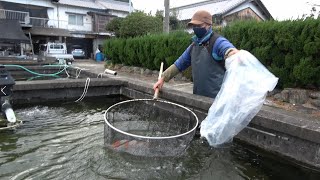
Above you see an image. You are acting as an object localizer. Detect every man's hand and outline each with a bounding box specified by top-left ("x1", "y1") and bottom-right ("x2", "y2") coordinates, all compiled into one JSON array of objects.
[
  {"x1": 228, "y1": 49, "x2": 239, "y2": 57},
  {"x1": 225, "y1": 48, "x2": 239, "y2": 59},
  {"x1": 153, "y1": 77, "x2": 165, "y2": 91}
]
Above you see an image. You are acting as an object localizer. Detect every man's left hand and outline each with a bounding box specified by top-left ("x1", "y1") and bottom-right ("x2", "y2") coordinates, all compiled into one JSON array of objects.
[{"x1": 225, "y1": 48, "x2": 239, "y2": 59}]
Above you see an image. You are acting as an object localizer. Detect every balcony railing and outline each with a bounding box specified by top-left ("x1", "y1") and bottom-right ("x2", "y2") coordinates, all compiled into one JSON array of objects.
[
  {"x1": 0, "y1": 9, "x2": 30, "y2": 24},
  {"x1": 29, "y1": 17, "x2": 92, "y2": 32},
  {"x1": 1, "y1": 9, "x2": 96, "y2": 32},
  {"x1": 29, "y1": 17, "x2": 49, "y2": 27}
]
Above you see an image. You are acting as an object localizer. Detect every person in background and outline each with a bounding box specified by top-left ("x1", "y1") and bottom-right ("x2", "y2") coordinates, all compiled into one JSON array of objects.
[{"x1": 153, "y1": 10, "x2": 239, "y2": 98}]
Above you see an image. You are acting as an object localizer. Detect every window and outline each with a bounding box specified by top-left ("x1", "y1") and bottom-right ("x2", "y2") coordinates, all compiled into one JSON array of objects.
[
  {"x1": 49, "y1": 44, "x2": 63, "y2": 49},
  {"x1": 68, "y1": 14, "x2": 83, "y2": 26}
]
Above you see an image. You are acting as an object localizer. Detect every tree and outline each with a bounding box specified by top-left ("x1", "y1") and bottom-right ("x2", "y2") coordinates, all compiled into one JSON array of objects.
[
  {"x1": 303, "y1": 2, "x2": 320, "y2": 19},
  {"x1": 119, "y1": 11, "x2": 162, "y2": 38},
  {"x1": 106, "y1": 17, "x2": 123, "y2": 37},
  {"x1": 155, "y1": 10, "x2": 184, "y2": 31},
  {"x1": 169, "y1": 11, "x2": 183, "y2": 30},
  {"x1": 308, "y1": 6, "x2": 318, "y2": 18},
  {"x1": 155, "y1": 10, "x2": 163, "y2": 20}
]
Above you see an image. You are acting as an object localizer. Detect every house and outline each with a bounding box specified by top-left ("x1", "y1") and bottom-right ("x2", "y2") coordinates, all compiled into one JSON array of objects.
[
  {"x1": 0, "y1": 19, "x2": 30, "y2": 57},
  {"x1": 0, "y1": 0, "x2": 131, "y2": 58},
  {"x1": 171, "y1": 0, "x2": 273, "y2": 27}
]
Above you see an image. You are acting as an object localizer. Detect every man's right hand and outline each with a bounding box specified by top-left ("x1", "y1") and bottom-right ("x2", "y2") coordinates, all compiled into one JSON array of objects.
[{"x1": 153, "y1": 77, "x2": 165, "y2": 91}]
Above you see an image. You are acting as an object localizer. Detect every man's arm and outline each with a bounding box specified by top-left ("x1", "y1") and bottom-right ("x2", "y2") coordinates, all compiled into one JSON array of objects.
[
  {"x1": 153, "y1": 44, "x2": 192, "y2": 91},
  {"x1": 162, "y1": 44, "x2": 193, "y2": 82},
  {"x1": 212, "y1": 37, "x2": 238, "y2": 60}
]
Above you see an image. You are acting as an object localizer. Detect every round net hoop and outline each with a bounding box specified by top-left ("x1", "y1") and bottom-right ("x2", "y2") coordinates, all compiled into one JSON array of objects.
[{"x1": 104, "y1": 98, "x2": 199, "y2": 157}]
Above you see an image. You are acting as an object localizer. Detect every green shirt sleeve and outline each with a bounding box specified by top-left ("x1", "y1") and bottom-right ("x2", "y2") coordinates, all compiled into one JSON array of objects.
[{"x1": 161, "y1": 64, "x2": 180, "y2": 82}]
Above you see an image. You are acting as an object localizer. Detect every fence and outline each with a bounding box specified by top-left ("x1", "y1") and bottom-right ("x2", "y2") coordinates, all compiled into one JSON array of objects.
[{"x1": 0, "y1": 9, "x2": 29, "y2": 24}]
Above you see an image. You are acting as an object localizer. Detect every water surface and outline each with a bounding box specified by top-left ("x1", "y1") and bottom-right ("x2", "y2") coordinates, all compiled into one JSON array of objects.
[{"x1": 0, "y1": 97, "x2": 318, "y2": 179}]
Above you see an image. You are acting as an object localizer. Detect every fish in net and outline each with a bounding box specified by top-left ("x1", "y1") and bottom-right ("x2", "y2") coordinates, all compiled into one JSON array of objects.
[{"x1": 104, "y1": 99, "x2": 198, "y2": 157}]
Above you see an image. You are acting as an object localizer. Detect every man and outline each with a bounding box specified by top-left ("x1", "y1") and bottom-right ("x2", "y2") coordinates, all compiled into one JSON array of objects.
[{"x1": 153, "y1": 10, "x2": 239, "y2": 98}]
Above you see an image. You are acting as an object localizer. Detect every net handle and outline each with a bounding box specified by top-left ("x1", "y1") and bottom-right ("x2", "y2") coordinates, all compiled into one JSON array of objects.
[{"x1": 153, "y1": 62, "x2": 164, "y2": 99}]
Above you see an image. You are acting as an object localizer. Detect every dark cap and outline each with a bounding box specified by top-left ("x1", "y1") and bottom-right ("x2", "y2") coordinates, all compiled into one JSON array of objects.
[{"x1": 188, "y1": 10, "x2": 212, "y2": 26}]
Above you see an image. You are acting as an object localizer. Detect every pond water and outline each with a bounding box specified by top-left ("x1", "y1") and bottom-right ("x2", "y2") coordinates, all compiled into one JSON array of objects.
[{"x1": 0, "y1": 97, "x2": 319, "y2": 180}]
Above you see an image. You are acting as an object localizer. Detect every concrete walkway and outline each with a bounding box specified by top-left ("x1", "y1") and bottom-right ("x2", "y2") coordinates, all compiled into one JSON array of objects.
[{"x1": 72, "y1": 60, "x2": 194, "y2": 94}]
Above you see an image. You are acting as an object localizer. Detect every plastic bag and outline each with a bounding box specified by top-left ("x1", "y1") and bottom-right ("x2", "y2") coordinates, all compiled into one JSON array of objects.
[{"x1": 200, "y1": 50, "x2": 278, "y2": 147}]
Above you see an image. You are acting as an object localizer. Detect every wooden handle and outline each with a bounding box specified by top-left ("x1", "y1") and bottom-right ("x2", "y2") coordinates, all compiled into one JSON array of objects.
[{"x1": 153, "y1": 62, "x2": 164, "y2": 99}]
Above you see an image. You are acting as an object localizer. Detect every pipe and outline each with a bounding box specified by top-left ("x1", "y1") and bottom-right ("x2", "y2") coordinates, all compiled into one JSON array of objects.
[
  {"x1": 1, "y1": 100, "x2": 16, "y2": 123},
  {"x1": 104, "y1": 69, "x2": 117, "y2": 76}
]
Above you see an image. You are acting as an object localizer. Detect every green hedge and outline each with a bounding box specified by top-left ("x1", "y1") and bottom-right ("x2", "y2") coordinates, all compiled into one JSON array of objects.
[
  {"x1": 223, "y1": 19, "x2": 320, "y2": 88},
  {"x1": 104, "y1": 18, "x2": 320, "y2": 89},
  {"x1": 104, "y1": 31, "x2": 191, "y2": 70}
]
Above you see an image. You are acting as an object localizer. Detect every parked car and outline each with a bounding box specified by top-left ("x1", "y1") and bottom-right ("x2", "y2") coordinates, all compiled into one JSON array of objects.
[
  {"x1": 71, "y1": 45, "x2": 86, "y2": 59},
  {"x1": 39, "y1": 42, "x2": 74, "y2": 64}
]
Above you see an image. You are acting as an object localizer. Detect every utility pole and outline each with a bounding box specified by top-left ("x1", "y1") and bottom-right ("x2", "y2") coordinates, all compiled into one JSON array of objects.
[
  {"x1": 163, "y1": 0, "x2": 170, "y2": 33},
  {"x1": 129, "y1": 0, "x2": 132, "y2": 13}
]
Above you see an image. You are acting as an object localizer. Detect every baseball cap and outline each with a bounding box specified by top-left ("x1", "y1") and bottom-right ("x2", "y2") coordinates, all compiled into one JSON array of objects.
[{"x1": 188, "y1": 10, "x2": 212, "y2": 26}]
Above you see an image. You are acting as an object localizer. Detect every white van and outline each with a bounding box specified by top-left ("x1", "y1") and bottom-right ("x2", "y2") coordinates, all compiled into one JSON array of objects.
[{"x1": 39, "y1": 42, "x2": 74, "y2": 63}]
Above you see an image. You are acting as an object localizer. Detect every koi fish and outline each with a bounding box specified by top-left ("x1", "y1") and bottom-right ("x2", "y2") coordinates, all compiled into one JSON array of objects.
[{"x1": 111, "y1": 139, "x2": 147, "y2": 152}]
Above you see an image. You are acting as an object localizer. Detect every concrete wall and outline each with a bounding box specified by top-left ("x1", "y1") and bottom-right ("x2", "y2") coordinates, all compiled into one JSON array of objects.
[{"x1": 48, "y1": 5, "x2": 93, "y2": 31}]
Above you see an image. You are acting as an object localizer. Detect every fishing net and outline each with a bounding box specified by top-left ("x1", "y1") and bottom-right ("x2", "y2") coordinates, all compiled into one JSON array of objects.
[{"x1": 104, "y1": 99, "x2": 198, "y2": 157}]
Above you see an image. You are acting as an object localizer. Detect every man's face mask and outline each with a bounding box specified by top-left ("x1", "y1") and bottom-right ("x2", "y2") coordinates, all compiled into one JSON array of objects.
[{"x1": 193, "y1": 26, "x2": 207, "y2": 38}]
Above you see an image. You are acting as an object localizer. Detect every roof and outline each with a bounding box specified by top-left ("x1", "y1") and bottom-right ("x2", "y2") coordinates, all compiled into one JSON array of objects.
[
  {"x1": 0, "y1": 19, "x2": 30, "y2": 43},
  {"x1": 87, "y1": 11, "x2": 117, "y2": 17},
  {"x1": 56, "y1": 0, "x2": 130, "y2": 12},
  {"x1": 57, "y1": 0, "x2": 105, "y2": 10},
  {"x1": 97, "y1": 0, "x2": 130, "y2": 12},
  {"x1": 25, "y1": 27, "x2": 72, "y2": 37},
  {"x1": 171, "y1": 0, "x2": 272, "y2": 21}
]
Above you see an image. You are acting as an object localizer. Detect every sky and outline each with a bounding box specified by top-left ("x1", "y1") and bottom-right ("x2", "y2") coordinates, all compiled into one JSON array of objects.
[{"x1": 130, "y1": 0, "x2": 319, "y2": 21}]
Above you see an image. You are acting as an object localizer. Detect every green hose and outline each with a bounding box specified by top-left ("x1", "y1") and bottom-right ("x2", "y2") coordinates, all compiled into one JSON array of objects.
[
  {"x1": 4, "y1": 64, "x2": 68, "y2": 77},
  {"x1": 26, "y1": 75, "x2": 61, "y2": 81}
]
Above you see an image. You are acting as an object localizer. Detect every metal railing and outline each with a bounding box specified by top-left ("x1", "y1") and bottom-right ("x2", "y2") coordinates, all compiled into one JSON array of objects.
[
  {"x1": 0, "y1": 9, "x2": 94, "y2": 32},
  {"x1": 0, "y1": 9, "x2": 30, "y2": 24},
  {"x1": 29, "y1": 17, "x2": 49, "y2": 27},
  {"x1": 30, "y1": 18, "x2": 93, "y2": 32}
]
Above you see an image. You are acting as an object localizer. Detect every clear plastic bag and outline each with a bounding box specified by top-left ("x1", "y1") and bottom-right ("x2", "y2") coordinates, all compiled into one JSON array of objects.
[{"x1": 200, "y1": 50, "x2": 279, "y2": 147}]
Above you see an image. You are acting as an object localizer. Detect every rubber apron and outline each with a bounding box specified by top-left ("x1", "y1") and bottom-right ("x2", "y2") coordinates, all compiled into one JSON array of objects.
[{"x1": 191, "y1": 45, "x2": 225, "y2": 98}]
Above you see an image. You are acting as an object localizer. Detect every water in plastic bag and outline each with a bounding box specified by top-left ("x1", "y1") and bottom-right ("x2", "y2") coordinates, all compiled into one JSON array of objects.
[{"x1": 200, "y1": 50, "x2": 279, "y2": 147}]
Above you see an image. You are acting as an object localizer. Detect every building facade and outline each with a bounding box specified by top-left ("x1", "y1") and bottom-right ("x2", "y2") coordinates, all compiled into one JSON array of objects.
[
  {"x1": 171, "y1": 0, "x2": 273, "y2": 27},
  {"x1": 0, "y1": 0, "x2": 130, "y2": 58}
]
